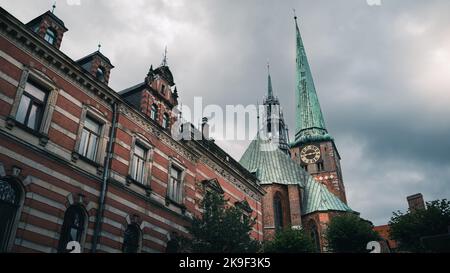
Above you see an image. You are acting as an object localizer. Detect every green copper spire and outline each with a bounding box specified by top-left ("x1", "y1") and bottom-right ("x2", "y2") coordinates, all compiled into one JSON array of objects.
[
  {"x1": 267, "y1": 62, "x2": 274, "y2": 98},
  {"x1": 294, "y1": 16, "x2": 331, "y2": 145}
]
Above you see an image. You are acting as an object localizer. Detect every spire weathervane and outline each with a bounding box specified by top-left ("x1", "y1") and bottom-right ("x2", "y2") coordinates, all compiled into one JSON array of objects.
[
  {"x1": 293, "y1": 8, "x2": 297, "y2": 21},
  {"x1": 52, "y1": 2, "x2": 56, "y2": 14},
  {"x1": 97, "y1": 43, "x2": 102, "y2": 52},
  {"x1": 161, "y1": 46, "x2": 168, "y2": 66}
]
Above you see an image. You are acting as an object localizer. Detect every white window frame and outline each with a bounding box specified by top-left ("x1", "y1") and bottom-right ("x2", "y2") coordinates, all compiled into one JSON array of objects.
[
  {"x1": 7, "y1": 68, "x2": 59, "y2": 146},
  {"x1": 72, "y1": 105, "x2": 110, "y2": 170},
  {"x1": 127, "y1": 134, "x2": 154, "y2": 188},
  {"x1": 167, "y1": 158, "x2": 186, "y2": 205}
]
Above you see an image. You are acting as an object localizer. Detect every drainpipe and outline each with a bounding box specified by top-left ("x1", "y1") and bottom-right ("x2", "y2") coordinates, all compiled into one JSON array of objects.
[{"x1": 91, "y1": 102, "x2": 118, "y2": 253}]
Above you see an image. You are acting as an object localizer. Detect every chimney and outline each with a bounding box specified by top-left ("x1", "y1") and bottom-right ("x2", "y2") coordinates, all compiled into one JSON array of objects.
[
  {"x1": 202, "y1": 117, "x2": 209, "y2": 140},
  {"x1": 407, "y1": 193, "x2": 426, "y2": 212}
]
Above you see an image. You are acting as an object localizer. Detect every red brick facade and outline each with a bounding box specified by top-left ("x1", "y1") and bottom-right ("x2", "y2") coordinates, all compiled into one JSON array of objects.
[{"x1": 0, "y1": 8, "x2": 264, "y2": 253}]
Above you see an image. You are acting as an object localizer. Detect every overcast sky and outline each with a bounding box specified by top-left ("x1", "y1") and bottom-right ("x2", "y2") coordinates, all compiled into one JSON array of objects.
[{"x1": 2, "y1": 0, "x2": 450, "y2": 226}]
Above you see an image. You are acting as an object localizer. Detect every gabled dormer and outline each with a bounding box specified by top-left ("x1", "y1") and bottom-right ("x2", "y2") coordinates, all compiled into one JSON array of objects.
[
  {"x1": 76, "y1": 50, "x2": 114, "y2": 85},
  {"x1": 145, "y1": 64, "x2": 178, "y2": 106},
  {"x1": 26, "y1": 10, "x2": 68, "y2": 49}
]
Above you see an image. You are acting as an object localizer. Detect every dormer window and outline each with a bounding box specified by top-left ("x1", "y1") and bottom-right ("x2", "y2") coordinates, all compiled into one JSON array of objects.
[
  {"x1": 96, "y1": 67, "x2": 106, "y2": 82},
  {"x1": 44, "y1": 28, "x2": 56, "y2": 45}
]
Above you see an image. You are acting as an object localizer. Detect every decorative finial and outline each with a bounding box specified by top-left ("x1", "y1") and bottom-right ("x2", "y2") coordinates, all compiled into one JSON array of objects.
[
  {"x1": 293, "y1": 8, "x2": 297, "y2": 21},
  {"x1": 52, "y1": 2, "x2": 56, "y2": 14},
  {"x1": 267, "y1": 60, "x2": 270, "y2": 74},
  {"x1": 97, "y1": 43, "x2": 101, "y2": 52},
  {"x1": 161, "y1": 46, "x2": 168, "y2": 66}
]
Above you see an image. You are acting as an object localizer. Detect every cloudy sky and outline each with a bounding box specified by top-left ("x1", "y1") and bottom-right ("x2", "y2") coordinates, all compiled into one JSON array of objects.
[{"x1": 2, "y1": 0, "x2": 450, "y2": 225}]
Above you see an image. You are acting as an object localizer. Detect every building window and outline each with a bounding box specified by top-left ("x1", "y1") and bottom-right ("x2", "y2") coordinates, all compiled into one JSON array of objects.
[
  {"x1": 0, "y1": 179, "x2": 21, "y2": 252},
  {"x1": 44, "y1": 28, "x2": 56, "y2": 45},
  {"x1": 317, "y1": 162, "x2": 325, "y2": 172},
  {"x1": 161, "y1": 84, "x2": 165, "y2": 94},
  {"x1": 96, "y1": 67, "x2": 105, "y2": 82},
  {"x1": 168, "y1": 165, "x2": 183, "y2": 204},
  {"x1": 273, "y1": 193, "x2": 283, "y2": 230},
  {"x1": 15, "y1": 80, "x2": 48, "y2": 131},
  {"x1": 78, "y1": 116, "x2": 101, "y2": 161},
  {"x1": 131, "y1": 144, "x2": 147, "y2": 184},
  {"x1": 301, "y1": 165, "x2": 308, "y2": 172},
  {"x1": 122, "y1": 224, "x2": 141, "y2": 253},
  {"x1": 309, "y1": 221, "x2": 320, "y2": 252},
  {"x1": 162, "y1": 113, "x2": 169, "y2": 129},
  {"x1": 150, "y1": 104, "x2": 158, "y2": 120},
  {"x1": 58, "y1": 205, "x2": 86, "y2": 253}
]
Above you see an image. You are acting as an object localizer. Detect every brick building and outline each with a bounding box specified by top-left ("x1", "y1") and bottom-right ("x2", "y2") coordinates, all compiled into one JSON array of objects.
[
  {"x1": 240, "y1": 16, "x2": 356, "y2": 252},
  {"x1": 0, "y1": 7, "x2": 264, "y2": 253}
]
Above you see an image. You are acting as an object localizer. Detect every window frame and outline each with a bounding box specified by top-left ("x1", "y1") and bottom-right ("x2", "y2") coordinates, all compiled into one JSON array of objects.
[
  {"x1": 162, "y1": 113, "x2": 170, "y2": 129},
  {"x1": 150, "y1": 104, "x2": 158, "y2": 121},
  {"x1": 166, "y1": 158, "x2": 186, "y2": 206},
  {"x1": 57, "y1": 205, "x2": 88, "y2": 253},
  {"x1": 72, "y1": 105, "x2": 111, "y2": 171},
  {"x1": 127, "y1": 134, "x2": 154, "y2": 189},
  {"x1": 122, "y1": 224, "x2": 142, "y2": 253},
  {"x1": 44, "y1": 28, "x2": 56, "y2": 45},
  {"x1": 273, "y1": 193, "x2": 284, "y2": 230},
  {"x1": 78, "y1": 115, "x2": 102, "y2": 162},
  {"x1": 0, "y1": 176, "x2": 24, "y2": 253},
  {"x1": 15, "y1": 79, "x2": 49, "y2": 131},
  {"x1": 8, "y1": 68, "x2": 59, "y2": 146}
]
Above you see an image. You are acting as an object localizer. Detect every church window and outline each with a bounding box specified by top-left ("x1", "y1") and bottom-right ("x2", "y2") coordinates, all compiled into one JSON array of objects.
[
  {"x1": 273, "y1": 193, "x2": 283, "y2": 230},
  {"x1": 317, "y1": 162, "x2": 324, "y2": 172},
  {"x1": 0, "y1": 179, "x2": 21, "y2": 252},
  {"x1": 58, "y1": 205, "x2": 86, "y2": 253}
]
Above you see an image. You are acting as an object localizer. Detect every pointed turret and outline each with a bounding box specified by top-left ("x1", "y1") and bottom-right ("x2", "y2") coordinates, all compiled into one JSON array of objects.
[
  {"x1": 267, "y1": 63, "x2": 274, "y2": 99},
  {"x1": 293, "y1": 16, "x2": 331, "y2": 145}
]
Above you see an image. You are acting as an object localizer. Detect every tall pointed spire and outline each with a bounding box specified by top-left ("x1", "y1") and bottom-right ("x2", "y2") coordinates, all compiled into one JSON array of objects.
[
  {"x1": 267, "y1": 62, "x2": 274, "y2": 98},
  {"x1": 294, "y1": 15, "x2": 331, "y2": 144}
]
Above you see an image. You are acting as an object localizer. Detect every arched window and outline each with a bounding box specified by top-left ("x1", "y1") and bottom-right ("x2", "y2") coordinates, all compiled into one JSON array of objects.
[
  {"x1": 162, "y1": 113, "x2": 169, "y2": 129},
  {"x1": 122, "y1": 224, "x2": 141, "y2": 253},
  {"x1": 58, "y1": 205, "x2": 86, "y2": 253},
  {"x1": 273, "y1": 193, "x2": 283, "y2": 230},
  {"x1": 96, "y1": 66, "x2": 106, "y2": 82},
  {"x1": 0, "y1": 179, "x2": 21, "y2": 252},
  {"x1": 150, "y1": 104, "x2": 158, "y2": 121},
  {"x1": 44, "y1": 28, "x2": 56, "y2": 45},
  {"x1": 309, "y1": 221, "x2": 321, "y2": 252},
  {"x1": 166, "y1": 232, "x2": 179, "y2": 253}
]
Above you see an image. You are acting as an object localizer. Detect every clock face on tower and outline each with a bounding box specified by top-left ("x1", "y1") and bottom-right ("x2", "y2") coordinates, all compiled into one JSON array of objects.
[{"x1": 300, "y1": 145, "x2": 321, "y2": 164}]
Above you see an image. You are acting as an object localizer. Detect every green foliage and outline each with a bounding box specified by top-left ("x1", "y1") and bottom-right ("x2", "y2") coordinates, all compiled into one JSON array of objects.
[
  {"x1": 263, "y1": 228, "x2": 315, "y2": 253},
  {"x1": 389, "y1": 199, "x2": 450, "y2": 252},
  {"x1": 325, "y1": 214, "x2": 381, "y2": 253},
  {"x1": 181, "y1": 190, "x2": 260, "y2": 253}
]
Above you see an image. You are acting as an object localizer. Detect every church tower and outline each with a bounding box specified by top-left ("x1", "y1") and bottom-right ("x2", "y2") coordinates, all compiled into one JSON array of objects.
[
  {"x1": 262, "y1": 64, "x2": 290, "y2": 155},
  {"x1": 289, "y1": 16, "x2": 347, "y2": 204}
]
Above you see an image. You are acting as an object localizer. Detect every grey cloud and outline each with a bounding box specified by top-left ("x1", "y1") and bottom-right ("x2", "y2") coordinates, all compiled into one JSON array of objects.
[{"x1": 2, "y1": 0, "x2": 449, "y2": 225}]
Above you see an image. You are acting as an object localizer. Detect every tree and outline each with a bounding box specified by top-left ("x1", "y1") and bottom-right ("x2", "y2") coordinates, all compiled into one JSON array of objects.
[
  {"x1": 263, "y1": 228, "x2": 315, "y2": 253},
  {"x1": 180, "y1": 190, "x2": 260, "y2": 253},
  {"x1": 389, "y1": 199, "x2": 450, "y2": 252},
  {"x1": 325, "y1": 213, "x2": 381, "y2": 253}
]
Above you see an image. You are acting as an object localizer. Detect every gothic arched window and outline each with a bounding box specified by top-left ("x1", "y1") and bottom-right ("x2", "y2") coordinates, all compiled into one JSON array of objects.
[
  {"x1": 122, "y1": 224, "x2": 141, "y2": 253},
  {"x1": 273, "y1": 193, "x2": 283, "y2": 230},
  {"x1": 58, "y1": 205, "x2": 86, "y2": 253},
  {"x1": 150, "y1": 104, "x2": 158, "y2": 120},
  {"x1": 0, "y1": 179, "x2": 21, "y2": 252},
  {"x1": 309, "y1": 221, "x2": 320, "y2": 252}
]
